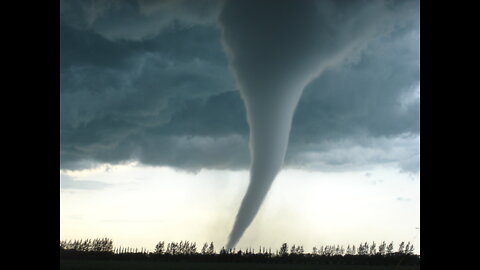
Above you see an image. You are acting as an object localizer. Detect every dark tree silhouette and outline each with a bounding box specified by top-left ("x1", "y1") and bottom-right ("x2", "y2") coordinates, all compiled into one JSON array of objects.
[
  {"x1": 386, "y1": 242, "x2": 394, "y2": 254},
  {"x1": 154, "y1": 241, "x2": 164, "y2": 254},
  {"x1": 297, "y1": 245, "x2": 304, "y2": 255},
  {"x1": 378, "y1": 241, "x2": 386, "y2": 255},
  {"x1": 59, "y1": 238, "x2": 113, "y2": 253},
  {"x1": 279, "y1": 243, "x2": 288, "y2": 257},
  {"x1": 406, "y1": 242, "x2": 414, "y2": 255},
  {"x1": 290, "y1": 244, "x2": 296, "y2": 255},
  {"x1": 398, "y1": 241, "x2": 405, "y2": 254},
  {"x1": 208, "y1": 242, "x2": 215, "y2": 255},
  {"x1": 369, "y1": 241, "x2": 377, "y2": 255},
  {"x1": 201, "y1": 242, "x2": 208, "y2": 255},
  {"x1": 345, "y1": 245, "x2": 352, "y2": 255},
  {"x1": 61, "y1": 238, "x2": 420, "y2": 266}
]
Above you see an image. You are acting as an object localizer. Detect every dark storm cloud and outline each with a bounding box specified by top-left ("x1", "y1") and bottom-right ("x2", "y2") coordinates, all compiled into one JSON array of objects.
[
  {"x1": 60, "y1": 4, "x2": 241, "y2": 171},
  {"x1": 286, "y1": 17, "x2": 420, "y2": 172},
  {"x1": 292, "y1": 23, "x2": 419, "y2": 142},
  {"x1": 60, "y1": 0, "x2": 419, "y2": 173},
  {"x1": 60, "y1": 0, "x2": 222, "y2": 41}
]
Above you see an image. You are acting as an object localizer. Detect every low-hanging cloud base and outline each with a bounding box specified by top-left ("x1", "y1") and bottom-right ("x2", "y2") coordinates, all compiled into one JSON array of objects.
[{"x1": 60, "y1": 0, "x2": 419, "y2": 174}]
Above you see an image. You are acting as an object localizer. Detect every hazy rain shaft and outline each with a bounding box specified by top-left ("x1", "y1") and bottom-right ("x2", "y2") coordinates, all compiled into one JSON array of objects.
[{"x1": 219, "y1": 0, "x2": 417, "y2": 249}]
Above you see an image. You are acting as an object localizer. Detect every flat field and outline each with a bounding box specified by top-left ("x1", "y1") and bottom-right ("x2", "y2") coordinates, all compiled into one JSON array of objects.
[{"x1": 60, "y1": 260, "x2": 420, "y2": 270}]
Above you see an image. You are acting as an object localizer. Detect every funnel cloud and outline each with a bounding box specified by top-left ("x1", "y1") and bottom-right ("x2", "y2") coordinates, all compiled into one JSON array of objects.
[{"x1": 219, "y1": 0, "x2": 416, "y2": 249}]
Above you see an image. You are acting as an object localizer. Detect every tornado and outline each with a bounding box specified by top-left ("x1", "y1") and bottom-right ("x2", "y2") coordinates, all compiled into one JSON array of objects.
[{"x1": 219, "y1": 0, "x2": 414, "y2": 249}]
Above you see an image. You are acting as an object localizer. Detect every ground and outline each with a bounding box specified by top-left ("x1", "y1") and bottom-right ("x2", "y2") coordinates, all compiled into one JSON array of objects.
[{"x1": 60, "y1": 259, "x2": 420, "y2": 270}]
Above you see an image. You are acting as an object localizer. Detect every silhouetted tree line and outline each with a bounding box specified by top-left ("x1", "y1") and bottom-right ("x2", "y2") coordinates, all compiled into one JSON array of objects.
[
  {"x1": 60, "y1": 239, "x2": 419, "y2": 266},
  {"x1": 60, "y1": 238, "x2": 113, "y2": 252}
]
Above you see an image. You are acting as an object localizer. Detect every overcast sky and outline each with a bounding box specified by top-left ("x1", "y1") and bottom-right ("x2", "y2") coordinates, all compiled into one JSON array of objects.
[{"x1": 60, "y1": 0, "x2": 419, "y2": 253}]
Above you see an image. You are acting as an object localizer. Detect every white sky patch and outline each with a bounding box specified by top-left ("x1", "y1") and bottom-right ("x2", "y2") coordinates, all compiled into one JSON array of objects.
[
  {"x1": 239, "y1": 167, "x2": 419, "y2": 252},
  {"x1": 60, "y1": 163, "x2": 419, "y2": 253}
]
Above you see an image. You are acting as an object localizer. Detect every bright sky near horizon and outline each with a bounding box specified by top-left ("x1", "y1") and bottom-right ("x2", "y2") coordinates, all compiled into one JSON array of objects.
[{"x1": 60, "y1": 162, "x2": 420, "y2": 253}]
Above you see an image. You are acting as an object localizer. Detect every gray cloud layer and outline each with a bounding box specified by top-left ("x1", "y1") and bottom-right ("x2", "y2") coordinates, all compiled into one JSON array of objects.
[
  {"x1": 60, "y1": 0, "x2": 223, "y2": 41},
  {"x1": 60, "y1": 0, "x2": 419, "y2": 173}
]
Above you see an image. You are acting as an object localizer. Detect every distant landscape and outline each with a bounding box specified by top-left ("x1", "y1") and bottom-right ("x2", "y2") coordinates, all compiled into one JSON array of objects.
[{"x1": 60, "y1": 238, "x2": 420, "y2": 270}]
